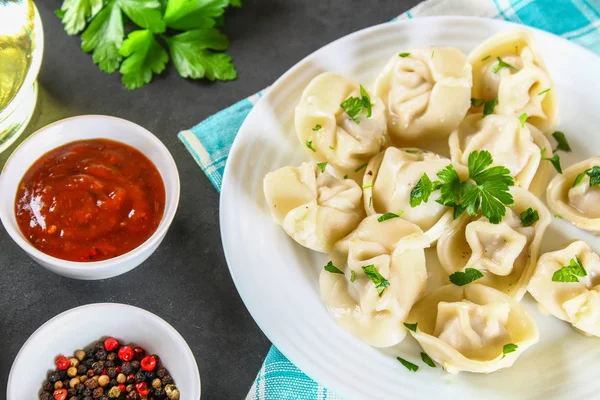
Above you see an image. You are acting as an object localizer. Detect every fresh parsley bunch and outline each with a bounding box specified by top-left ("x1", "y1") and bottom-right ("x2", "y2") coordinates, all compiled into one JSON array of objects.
[{"x1": 55, "y1": 0, "x2": 241, "y2": 89}]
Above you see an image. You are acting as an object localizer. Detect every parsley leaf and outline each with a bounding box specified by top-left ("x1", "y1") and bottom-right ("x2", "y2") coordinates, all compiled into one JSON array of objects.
[
  {"x1": 340, "y1": 97, "x2": 364, "y2": 124},
  {"x1": 574, "y1": 166, "x2": 600, "y2": 187},
  {"x1": 163, "y1": 0, "x2": 228, "y2": 30},
  {"x1": 317, "y1": 162, "x2": 327, "y2": 173},
  {"x1": 81, "y1": 0, "x2": 124, "y2": 73},
  {"x1": 519, "y1": 113, "x2": 528, "y2": 127},
  {"x1": 493, "y1": 56, "x2": 514, "y2": 73},
  {"x1": 119, "y1": 0, "x2": 166, "y2": 33},
  {"x1": 165, "y1": 29, "x2": 237, "y2": 81},
  {"x1": 481, "y1": 55, "x2": 491, "y2": 61},
  {"x1": 399, "y1": 52, "x2": 410, "y2": 57},
  {"x1": 55, "y1": 9, "x2": 66, "y2": 19},
  {"x1": 378, "y1": 212, "x2": 403, "y2": 222},
  {"x1": 312, "y1": 124, "x2": 322, "y2": 131},
  {"x1": 502, "y1": 343, "x2": 518, "y2": 357},
  {"x1": 436, "y1": 164, "x2": 463, "y2": 207},
  {"x1": 410, "y1": 173, "x2": 434, "y2": 207},
  {"x1": 354, "y1": 163, "x2": 368, "y2": 172},
  {"x1": 483, "y1": 98, "x2": 498, "y2": 116},
  {"x1": 59, "y1": 0, "x2": 103, "y2": 35},
  {"x1": 552, "y1": 257, "x2": 587, "y2": 282},
  {"x1": 350, "y1": 270, "x2": 356, "y2": 282},
  {"x1": 362, "y1": 265, "x2": 390, "y2": 296},
  {"x1": 324, "y1": 261, "x2": 344, "y2": 275},
  {"x1": 306, "y1": 140, "x2": 316, "y2": 152},
  {"x1": 403, "y1": 322, "x2": 417, "y2": 332},
  {"x1": 362, "y1": 183, "x2": 373, "y2": 189},
  {"x1": 520, "y1": 208, "x2": 539, "y2": 227},
  {"x1": 360, "y1": 85, "x2": 373, "y2": 118},
  {"x1": 119, "y1": 29, "x2": 169, "y2": 90},
  {"x1": 541, "y1": 152, "x2": 562, "y2": 174},
  {"x1": 552, "y1": 131, "x2": 571, "y2": 152},
  {"x1": 421, "y1": 352, "x2": 436, "y2": 368},
  {"x1": 539, "y1": 88, "x2": 551, "y2": 95},
  {"x1": 471, "y1": 98, "x2": 485, "y2": 107},
  {"x1": 449, "y1": 268, "x2": 484, "y2": 286},
  {"x1": 397, "y1": 357, "x2": 418, "y2": 372}
]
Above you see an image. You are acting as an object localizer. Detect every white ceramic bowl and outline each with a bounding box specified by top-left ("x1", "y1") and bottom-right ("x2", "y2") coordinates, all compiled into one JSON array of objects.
[
  {"x1": 0, "y1": 115, "x2": 180, "y2": 280},
  {"x1": 7, "y1": 303, "x2": 201, "y2": 399}
]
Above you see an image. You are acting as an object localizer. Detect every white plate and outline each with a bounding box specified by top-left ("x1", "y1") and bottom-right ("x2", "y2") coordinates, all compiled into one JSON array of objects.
[{"x1": 220, "y1": 16, "x2": 600, "y2": 399}]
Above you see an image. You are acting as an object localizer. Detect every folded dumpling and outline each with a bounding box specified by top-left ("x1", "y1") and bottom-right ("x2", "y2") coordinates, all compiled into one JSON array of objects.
[
  {"x1": 362, "y1": 147, "x2": 452, "y2": 243},
  {"x1": 320, "y1": 214, "x2": 429, "y2": 347},
  {"x1": 529, "y1": 240, "x2": 600, "y2": 337},
  {"x1": 468, "y1": 30, "x2": 558, "y2": 133},
  {"x1": 546, "y1": 157, "x2": 600, "y2": 233},
  {"x1": 449, "y1": 114, "x2": 553, "y2": 196},
  {"x1": 407, "y1": 284, "x2": 538, "y2": 374},
  {"x1": 437, "y1": 187, "x2": 551, "y2": 300},
  {"x1": 373, "y1": 47, "x2": 472, "y2": 144},
  {"x1": 295, "y1": 72, "x2": 388, "y2": 177},
  {"x1": 263, "y1": 162, "x2": 365, "y2": 253}
]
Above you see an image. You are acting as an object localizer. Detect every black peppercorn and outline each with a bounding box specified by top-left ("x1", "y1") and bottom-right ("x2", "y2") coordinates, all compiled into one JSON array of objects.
[
  {"x1": 77, "y1": 364, "x2": 88, "y2": 376},
  {"x1": 47, "y1": 371, "x2": 61, "y2": 383},
  {"x1": 126, "y1": 391, "x2": 140, "y2": 400},
  {"x1": 67, "y1": 387, "x2": 77, "y2": 396},
  {"x1": 151, "y1": 354, "x2": 160, "y2": 363},
  {"x1": 94, "y1": 341, "x2": 104, "y2": 352},
  {"x1": 130, "y1": 360, "x2": 140, "y2": 371},
  {"x1": 121, "y1": 362, "x2": 132, "y2": 375},
  {"x1": 100, "y1": 395, "x2": 109, "y2": 400},
  {"x1": 145, "y1": 370, "x2": 155, "y2": 380},
  {"x1": 68, "y1": 397, "x2": 78, "y2": 400},
  {"x1": 83, "y1": 358, "x2": 94, "y2": 368},
  {"x1": 104, "y1": 360, "x2": 114, "y2": 368},
  {"x1": 135, "y1": 371, "x2": 145, "y2": 382},
  {"x1": 59, "y1": 370, "x2": 68, "y2": 379},
  {"x1": 84, "y1": 377, "x2": 98, "y2": 389},
  {"x1": 40, "y1": 392, "x2": 51, "y2": 400},
  {"x1": 92, "y1": 387, "x2": 104, "y2": 398},
  {"x1": 92, "y1": 362, "x2": 104, "y2": 376},
  {"x1": 155, "y1": 368, "x2": 166, "y2": 378},
  {"x1": 107, "y1": 352, "x2": 117, "y2": 362},
  {"x1": 86, "y1": 348, "x2": 95, "y2": 359},
  {"x1": 109, "y1": 378, "x2": 118, "y2": 387},
  {"x1": 161, "y1": 375, "x2": 173, "y2": 385},
  {"x1": 106, "y1": 367, "x2": 117, "y2": 378},
  {"x1": 83, "y1": 397, "x2": 93, "y2": 400},
  {"x1": 153, "y1": 387, "x2": 166, "y2": 400},
  {"x1": 95, "y1": 349, "x2": 107, "y2": 360},
  {"x1": 83, "y1": 388, "x2": 92, "y2": 396},
  {"x1": 43, "y1": 381, "x2": 53, "y2": 391}
]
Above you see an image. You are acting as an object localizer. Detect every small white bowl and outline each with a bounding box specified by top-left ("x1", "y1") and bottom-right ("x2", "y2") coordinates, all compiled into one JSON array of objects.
[
  {"x1": 7, "y1": 303, "x2": 201, "y2": 399},
  {"x1": 0, "y1": 115, "x2": 180, "y2": 280}
]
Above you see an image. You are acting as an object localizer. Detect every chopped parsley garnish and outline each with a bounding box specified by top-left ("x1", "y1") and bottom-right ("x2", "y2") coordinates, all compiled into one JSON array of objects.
[
  {"x1": 343, "y1": 175, "x2": 348, "y2": 179},
  {"x1": 574, "y1": 166, "x2": 600, "y2": 187},
  {"x1": 312, "y1": 124, "x2": 322, "y2": 131},
  {"x1": 340, "y1": 85, "x2": 372, "y2": 124},
  {"x1": 399, "y1": 52, "x2": 410, "y2": 57},
  {"x1": 431, "y1": 49, "x2": 435, "y2": 58},
  {"x1": 350, "y1": 270, "x2": 356, "y2": 282},
  {"x1": 396, "y1": 357, "x2": 418, "y2": 372},
  {"x1": 541, "y1": 150, "x2": 562, "y2": 174},
  {"x1": 552, "y1": 131, "x2": 571, "y2": 152},
  {"x1": 329, "y1": 145, "x2": 335, "y2": 150},
  {"x1": 410, "y1": 173, "x2": 435, "y2": 207},
  {"x1": 492, "y1": 56, "x2": 514, "y2": 73},
  {"x1": 481, "y1": 55, "x2": 491, "y2": 61},
  {"x1": 324, "y1": 261, "x2": 344, "y2": 275},
  {"x1": 552, "y1": 257, "x2": 587, "y2": 282},
  {"x1": 449, "y1": 268, "x2": 484, "y2": 286},
  {"x1": 519, "y1": 208, "x2": 539, "y2": 227},
  {"x1": 354, "y1": 162, "x2": 368, "y2": 172},
  {"x1": 316, "y1": 162, "x2": 327, "y2": 173},
  {"x1": 519, "y1": 113, "x2": 528, "y2": 127},
  {"x1": 421, "y1": 352, "x2": 436, "y2": 368},
  {"x1": 362, "y1": 265, "x2": 390, "y2": 296},
  {"x1": 502, "y1": 343, "x2": 518, "y2": 357},
  {"x1": 405, "y1": 149, "x2": 420, "y2": 154},
  {"x1": 362, "y1": 183, "x2": 373, "y2": 189},
  {"x1": 538, "y1": 88, "x2": 551, "y2": 96},
  {"x1": 471, "y1": 98, "x2": 485, "y2": 107},
  {"x1": 368, "y1": 196, "x2": 372, "y2": 208},
  {"x1": 483, "y1": 98, "x2": 498, "y2": 116},
  {"x1": 377, "y1": 212, "x2": 403, "y2": 222},
  {"x1": 555, "y1": 214, "x2": 563, "y2": 219},
  {"x1": 403, "y1": 322, "x2": 417, "y2": 332},
  {"x1": 306, "y1": 140, "x2": 316, "y2": 152}
]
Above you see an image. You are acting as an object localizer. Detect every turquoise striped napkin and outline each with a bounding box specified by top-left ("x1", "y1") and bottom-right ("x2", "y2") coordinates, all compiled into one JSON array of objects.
[{"x1": 178, "y1": 0, "x2": 600, "y2": 398}]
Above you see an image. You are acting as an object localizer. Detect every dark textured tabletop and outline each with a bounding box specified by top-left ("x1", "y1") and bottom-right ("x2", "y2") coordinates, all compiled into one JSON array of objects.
[{"x1": 0, "y1": 1, "x2": 420, "y2": 398}]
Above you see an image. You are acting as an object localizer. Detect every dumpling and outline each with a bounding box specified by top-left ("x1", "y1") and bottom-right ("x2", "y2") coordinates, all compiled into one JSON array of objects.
[
  {"x1": 263, "y1": 161, "x2": 365, "y2": 253},
  {"x1": 362, "y1": 147, "x2": 452, "y2": 243},
  {"x1": 437, "y1": 187, "x2": 551, "y2": 300},
  {"x1": 546, "y1": 157, "x2": 600, "y2": 233},
  {"x1": 407, "y1": 284, "x2": 538, "y2": 374},
  {"x1": 320, "y1": 214, "x2": 429, "y2": 347},
  {"x1": 529, "y1": 240, "x2": 600, "y2": 337},
  {"x1": 449, "y1": 114, "x2": 553, "y2": 196},
  {"x1": 373, "y1": 47, "x2": 472, "y2": 144},
  {"x1": 295, "y1": 72, "x2": 388, "y2": 176},
  {"x1": 468, "y1": 30, "x2": 558, "y2": 133}
]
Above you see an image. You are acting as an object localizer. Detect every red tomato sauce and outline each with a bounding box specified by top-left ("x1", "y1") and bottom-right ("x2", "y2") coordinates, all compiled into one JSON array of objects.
[{"x1": 15, "y1": 139, "x2": 166, "y2": 262}]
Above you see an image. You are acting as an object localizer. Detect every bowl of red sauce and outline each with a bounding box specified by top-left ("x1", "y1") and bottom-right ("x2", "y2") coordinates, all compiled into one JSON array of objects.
[{"x1": 0, "y1": 115, "x2": 180, "y2": 279}]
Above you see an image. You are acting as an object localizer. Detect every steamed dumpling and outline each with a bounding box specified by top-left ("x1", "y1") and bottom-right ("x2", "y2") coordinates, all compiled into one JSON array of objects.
[
  {"x1": 407, "y1": 284, "x2": 538, "y2": 374},
  {"x1": 263, "y1": 162, "x2": 365, "y2": 253},
  {"x1": 373, "y1": 47, "x2": 472, "y2": 144},
  {"x1": 295, "y1": 72, "x2": 388, "y2": 176},
  {"x1": 529, "y1": 241, "x2": 600, "y2": 337},
  {"x1": 449, "y1": 114, "x2": 553, "y2": 196},
  {"x1": 437, "y1": 187, "x2": 551, "y2": 300},
  {"x1": 362, "y1": 147, "x2": 452, "y2": 243},
  {"x1": 546, "y1": 157, "x2": 600, "y2": 233},
  {"x1": 320, "y1": 215, "x2": 429, "y2": 347},
  {"x1": 468, "y1": 30, "x2": 558, "y2": 133}
]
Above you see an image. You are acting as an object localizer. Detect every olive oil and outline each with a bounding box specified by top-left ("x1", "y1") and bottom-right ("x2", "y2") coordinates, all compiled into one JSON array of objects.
[{"x1": 0, "y1": 0, "x2": 42, "y2": 153}]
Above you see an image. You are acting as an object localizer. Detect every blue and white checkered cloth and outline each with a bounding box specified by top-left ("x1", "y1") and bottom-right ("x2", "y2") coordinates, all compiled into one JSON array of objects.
[{"x1": 178, "y1": 0, "x2": 600, "y2": 398}]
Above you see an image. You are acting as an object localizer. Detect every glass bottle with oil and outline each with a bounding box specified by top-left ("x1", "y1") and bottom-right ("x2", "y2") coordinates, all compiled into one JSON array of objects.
[{"x1": 0, "y1": 0, "x2": 44, "y2": 154}]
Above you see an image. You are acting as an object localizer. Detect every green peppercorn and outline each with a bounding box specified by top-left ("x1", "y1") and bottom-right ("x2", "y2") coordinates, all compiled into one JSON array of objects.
[
  {"x1": 107, "y1": 386, "x2": 120, "y2": 398},
  {"x1": 165, "y1": 384, "x2": 180, "y2": 400},
  {"x1": 67, "y1": 367, "x2": 78, "y2": 378},
  {"x1": 75, "y1": 350, "x2": 86, "y2": 361}
]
